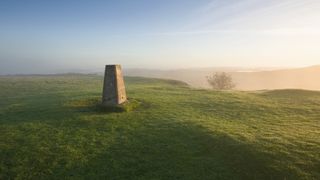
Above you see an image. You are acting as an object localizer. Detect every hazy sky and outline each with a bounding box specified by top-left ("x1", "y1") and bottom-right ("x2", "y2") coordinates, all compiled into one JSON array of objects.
[{"x1": 1, "y1": 0, "x2": 320, "y2": 74}]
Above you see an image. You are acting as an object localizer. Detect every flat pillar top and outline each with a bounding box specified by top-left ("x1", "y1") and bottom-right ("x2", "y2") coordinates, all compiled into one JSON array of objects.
[{"x1": 105, "y1": 64, "x2": 121, "y2": 68}]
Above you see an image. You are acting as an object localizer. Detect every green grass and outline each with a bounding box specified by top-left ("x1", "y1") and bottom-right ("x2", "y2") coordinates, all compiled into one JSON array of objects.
[{"x1": 0, "y1": 75, "x2": 319, "y2": 180}]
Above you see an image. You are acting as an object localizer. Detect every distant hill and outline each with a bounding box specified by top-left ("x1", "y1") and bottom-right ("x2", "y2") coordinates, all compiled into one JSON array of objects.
[{"x1": 124, "y1": 65, "x2": 320, "y2": 90}]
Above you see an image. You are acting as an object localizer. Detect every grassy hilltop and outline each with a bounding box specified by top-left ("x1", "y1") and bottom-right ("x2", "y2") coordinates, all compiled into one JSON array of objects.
[{"x1": 0, "y1": 75, "x2": 319, "y2": 179}]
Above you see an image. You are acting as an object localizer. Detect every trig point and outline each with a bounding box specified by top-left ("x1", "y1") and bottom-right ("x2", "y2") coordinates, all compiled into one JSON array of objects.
[{"x1": 102, "y1": 65, "x2": 127, "y2": 106}]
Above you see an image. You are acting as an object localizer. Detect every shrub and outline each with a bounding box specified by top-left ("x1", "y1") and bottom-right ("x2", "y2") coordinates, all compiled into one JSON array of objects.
[{"x1": 207, "y1": 72, "x2": 235, "y2": 90}]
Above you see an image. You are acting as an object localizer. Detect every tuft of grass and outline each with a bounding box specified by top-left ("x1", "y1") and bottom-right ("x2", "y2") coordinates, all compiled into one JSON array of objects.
[{"x1": 98, "y1": 99, "x2": 142, "y2": 113}]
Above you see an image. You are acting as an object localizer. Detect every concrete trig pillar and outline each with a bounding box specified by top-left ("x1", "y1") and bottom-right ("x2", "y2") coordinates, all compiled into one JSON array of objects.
[{"x1": 102, "y1": 65, "x2": 127, "y2": 106}]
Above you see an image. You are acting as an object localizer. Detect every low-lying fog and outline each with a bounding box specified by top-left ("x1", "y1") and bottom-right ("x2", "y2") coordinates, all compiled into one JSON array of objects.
[{"x1": 124, "y1": 65, "x2": 320, "y2": 91}]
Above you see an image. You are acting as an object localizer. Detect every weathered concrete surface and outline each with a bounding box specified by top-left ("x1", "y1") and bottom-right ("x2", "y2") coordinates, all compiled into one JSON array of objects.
[{"x1": 102, "y1": 65, "x2": 127, "y2": 106}]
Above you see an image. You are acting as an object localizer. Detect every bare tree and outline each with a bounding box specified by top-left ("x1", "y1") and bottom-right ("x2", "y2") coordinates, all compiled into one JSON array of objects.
[{"x1": 207, "y1": 72, "x2": 235, "y2": 90}]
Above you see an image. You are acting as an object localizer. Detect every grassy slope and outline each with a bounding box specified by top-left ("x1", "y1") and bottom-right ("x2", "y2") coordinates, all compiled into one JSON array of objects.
[{"x1": 0, "y1": 75, "x2": 319, "y2": 180}]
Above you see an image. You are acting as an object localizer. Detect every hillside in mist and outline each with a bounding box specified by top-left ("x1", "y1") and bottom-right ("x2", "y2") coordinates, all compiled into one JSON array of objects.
[{"x1": 124, "y1": 65, "x2": 320, "y2": 91}]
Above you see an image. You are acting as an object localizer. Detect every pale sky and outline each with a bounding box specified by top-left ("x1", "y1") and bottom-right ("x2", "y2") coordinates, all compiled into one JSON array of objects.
[{"x1": 0, "y1": 0, "x2": 320, "y2": 74}]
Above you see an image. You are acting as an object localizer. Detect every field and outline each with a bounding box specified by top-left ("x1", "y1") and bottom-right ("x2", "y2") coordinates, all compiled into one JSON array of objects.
[{"x1": 0, "y1": 75, "x2": 320, "y2": 179}]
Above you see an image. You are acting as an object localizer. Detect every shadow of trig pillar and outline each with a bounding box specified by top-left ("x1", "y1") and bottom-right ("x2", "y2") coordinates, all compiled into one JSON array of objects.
[{"x1": 102, "y1": 65, "x2": 127, "y2": 106}]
